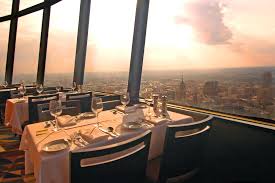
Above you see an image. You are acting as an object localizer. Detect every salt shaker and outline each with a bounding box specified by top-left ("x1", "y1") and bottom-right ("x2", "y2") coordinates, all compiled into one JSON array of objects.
[
  {"x1": 161, "y1": 95, "x2": 168, "y2": 116},
  {"x1": 152, "y1": 94, "x2": 159, "y2": 113}
]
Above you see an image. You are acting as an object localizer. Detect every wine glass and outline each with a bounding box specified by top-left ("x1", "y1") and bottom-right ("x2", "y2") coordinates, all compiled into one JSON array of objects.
[
  {"x1": 91, "y1": 97, "x2": 103, "y2": 127},
  {"x1": 36, "y1": 84, "x2": 44, "y2": 95},
  {"x1": 3, "y1": 81, "x2": 8, "y2": 88},
  {"x1": 56, "y1": 83, "x2": 62, "y2": 92},
  {"x1": 145, "y1": 90, "x2": 153, "y2": 118},
  {"x1": 49, "y1": 100, "x2": 62, "y2": 132},
  {"x1": 120, "y1": 92, "x2": 130, "y2": 109},
  {"x1": 18, "y1": 84, "x2": 26, "y2": 98},
  {"x1": 72, "y1": 82, "x2": 77, "y2": 92}
]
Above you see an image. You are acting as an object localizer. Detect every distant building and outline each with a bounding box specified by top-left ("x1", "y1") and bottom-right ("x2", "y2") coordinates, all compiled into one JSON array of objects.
[
  {"x1": 176, "y1": 76, "x2": 186, "y2": 101},
  {"x1": 262, "y1": 72, "x2": 272, "y2": 88},
  {"x1": 203, "y1": 81, "x2": 219, "y2": 97}
]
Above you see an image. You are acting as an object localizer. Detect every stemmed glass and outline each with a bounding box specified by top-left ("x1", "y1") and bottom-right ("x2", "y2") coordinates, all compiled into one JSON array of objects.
[
  {"x1": 3, "y1": 81, "x2": 8, "y2": 88},
  {"x1": 120, "y1": 92, "x2": 130, "y2": 109},
  {"x1": 36, "y1": 84, "x2": 44, "y2": 95},
  {"x1": 56, "y1": 83, "x2": 62, "y2": 92},
  {"x1": 92, "y1": 97, "x2": 103, "y2": 127},
  {"x1": 72, "y1": 82, "x2": 77, "y2": 92},
  {"x1": 18, "y1": 84, "x2": 26, "y2": 98},
  {"x1": 49, "y1": 100, "x2": 63, "y2": 132},
  {"x1": 145, "y1": 91, "x2": 153, "y2": 118}
]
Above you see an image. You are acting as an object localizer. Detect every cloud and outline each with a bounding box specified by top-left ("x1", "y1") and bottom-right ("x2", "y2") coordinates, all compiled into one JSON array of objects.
[{"x1": 175, "y1": 0, "x2": 232, "y2": 45}]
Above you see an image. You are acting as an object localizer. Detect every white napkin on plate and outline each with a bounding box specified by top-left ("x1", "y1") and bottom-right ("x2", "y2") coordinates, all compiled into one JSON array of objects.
[
  {"x1": 79, "y1": 128, "x2": 109, "y2": 144},
  {"x1": 57, "y1": 115, "x2": 76, "y2": 127},
  {"x1": 115, "y1": 105, "x2": 137, "y2": 113}
]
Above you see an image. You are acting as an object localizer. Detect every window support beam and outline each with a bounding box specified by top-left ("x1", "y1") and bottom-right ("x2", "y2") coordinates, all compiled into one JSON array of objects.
[
  {"x1": 37, "y1": 0, "x2": 51, "y2": 85},
  {"x1": 5, "y1": 0, "x2": 20, "y2": 84},
  {"x1": 128, "y1": 0, "x2": 150, "y2": 104},
  {"x1": 73, "y1": 0, "x2": 91, "y2": 85}
]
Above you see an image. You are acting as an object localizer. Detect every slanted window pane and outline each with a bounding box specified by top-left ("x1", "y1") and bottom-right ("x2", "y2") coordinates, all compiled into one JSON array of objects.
[
  {"x1": 19, "y1": 0, "x2": 43, "y2": 11},
  {"x1": 0, "y1": 1, "x2": 12, "y2": 17},
  {"x1": 84, "y1": 0, "x2": 136, "y2": 94},
  {"x1": 44, "y1": 0, "x2": 80, "y2": 88},
  {"x1": 13, "y1": 11, "x2": 42, "y2": 84},
  {"x1": 0, "y1": 21, "x2": 10, "y2": 82}
]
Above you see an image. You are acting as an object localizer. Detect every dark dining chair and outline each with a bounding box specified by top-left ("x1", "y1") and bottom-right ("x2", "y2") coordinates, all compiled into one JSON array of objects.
[
  {"x1": 66, "y1": 91, "x2": 92, "y2": 113},
  {"x1": 147, "y1": 115, "x2": 213, "y2": 183},
  {"x1": 0, "y1": 90, "x2": 12, "y2": 123},
  {"x1": 70, "y1": 130, "x2": 152, "y2": 183},
  {"x1": 27, "y1": 93, "x2": 59, "y2": 123},
  {"x1": 37, "y1": 100, "x2": 81, "y2": 122}
]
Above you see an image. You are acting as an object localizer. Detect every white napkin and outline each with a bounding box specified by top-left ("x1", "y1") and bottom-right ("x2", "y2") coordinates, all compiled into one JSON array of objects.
[
  {"x1": 57, "y1": 115, "x2": 76, "y2": 127},
  {"x1": 115, "y1": 105, "x2": 137, "y2": 113},
  {"x1": 144, "y1": 116, "x2": 168, "y2": 126},
  {"x1": 79, "y1": 128, "x2": 109, "y2": 144}
]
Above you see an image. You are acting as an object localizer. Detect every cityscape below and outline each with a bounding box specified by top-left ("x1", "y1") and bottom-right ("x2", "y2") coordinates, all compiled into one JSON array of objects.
[{"x1": 1, "y1": 66, "x2": 274, "y2": 121}]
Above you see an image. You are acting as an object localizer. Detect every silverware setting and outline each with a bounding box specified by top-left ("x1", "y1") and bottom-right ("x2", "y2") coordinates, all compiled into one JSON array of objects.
[
  {"x1": 98, "y1": 127, "x2": 119, "y2": 137},
  {"x1": 70, "y1": 131, "x2": 89, "y2": 147}
]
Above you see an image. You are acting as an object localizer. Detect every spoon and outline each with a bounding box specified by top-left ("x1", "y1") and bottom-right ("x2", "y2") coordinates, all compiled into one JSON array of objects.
[{"x1": 107, "y1": 127, "x2": 120, "y2": 137}]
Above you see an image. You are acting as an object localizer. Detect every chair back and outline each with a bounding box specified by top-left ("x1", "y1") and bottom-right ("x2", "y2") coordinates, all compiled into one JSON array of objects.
[
  {"x1": 66, "y1": 91, "x2": 92, "y2": 113},
  {"x1": 159, "y1": 116, "x2": 213, "y2": 181},
  {"x1": 70, "y1": 130, "x2": 152, "y2": 183},
  {"x1": 28, "y1": 94, "x2": 59, "y2": 123},
  {"x1": 37, "y1": 100, "x2": 81, "y2": 122}
]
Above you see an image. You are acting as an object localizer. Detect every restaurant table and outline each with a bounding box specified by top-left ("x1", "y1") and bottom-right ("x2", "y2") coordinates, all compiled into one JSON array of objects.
[
  {"x1": 5, "y1": 94, "x2": 67, "y2": 135},
  {"x1": 19, "y1": 108, "x2": 193, "y2": 183}
]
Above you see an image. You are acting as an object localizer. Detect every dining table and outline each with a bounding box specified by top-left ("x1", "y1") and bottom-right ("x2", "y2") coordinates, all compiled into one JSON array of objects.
[
  {"x1": 19, "y1": 107, "x2": 193, "y2": 183},
  {"x1": 4, "y1": 93, "x2": 67, "y2": 135}
]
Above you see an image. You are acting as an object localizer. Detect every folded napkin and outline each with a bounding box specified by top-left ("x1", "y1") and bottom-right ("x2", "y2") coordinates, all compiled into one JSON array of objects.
[
  {"x1": 115, "y1": 105, "x2": 137, "y2": 113},
  {"x1": 79, "y1": 128, "x2": 109, "y2": 144},
  {"x1": 144, "y1": 116, "x2": 168, "y2": 126},
  {"x1": 57, "y1": 115, "x2": 76, "y2": 127}
]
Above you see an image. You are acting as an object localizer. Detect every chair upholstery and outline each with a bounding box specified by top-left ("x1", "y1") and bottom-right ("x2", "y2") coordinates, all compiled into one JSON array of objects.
[
  {"x1": 0, "y1": 90, "x2": 11, "y2": 123},
  {"x1": 28, "y1": 94, "x2": 59, "y2": 123},
  {"x1": 70, "y1": 130, "x2": 152, "y2": 183},
  {"x1": 37, "y1": 100, "x2": 81, "y2": 122},
  {"x1": 147, "y1": 116, "x2": 213, "y2": 183},
  {"x1": 66, "y1": 91, "x2": 92, "y2": 113}
]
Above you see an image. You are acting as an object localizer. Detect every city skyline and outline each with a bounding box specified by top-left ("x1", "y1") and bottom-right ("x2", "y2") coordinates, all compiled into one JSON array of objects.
[{"x1": 1, "y1": 0, "x2": 275, "y2": 75}]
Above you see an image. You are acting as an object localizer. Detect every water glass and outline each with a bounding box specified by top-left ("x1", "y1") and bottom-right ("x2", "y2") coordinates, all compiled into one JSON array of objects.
[
  {"x1": 49, "y1": 100, "x2": 62, "y2": 132},
  {"x1": 72, "y1": 82, "x2": 77, "y2": 92},
  {"x1": 3, "y1": 81, "x2": 8, "y2": 88},
  {"x1": 91, "y1": 97, "x2": 103, "y2": 127},
  {"x1": 18, "y1": 84, "x2": 26, "y2": 98},
  {"x1": 56, "y1": 83, "x2": 62, "y2": 92},
  {"x1": 36, "y1": 84, "x2": 44, "y2": 95},
  {"x1": 120, "y1": 92, "x2": 130, "y2": 109}
]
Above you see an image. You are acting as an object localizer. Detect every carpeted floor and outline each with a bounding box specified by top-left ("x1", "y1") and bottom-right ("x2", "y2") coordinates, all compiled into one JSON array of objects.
[{"x1": 0, "y1": 124, "x2": 35, "y2": 183}]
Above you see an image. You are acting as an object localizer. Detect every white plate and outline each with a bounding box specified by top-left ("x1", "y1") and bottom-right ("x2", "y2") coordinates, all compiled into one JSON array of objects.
[
  {"x1": 123, "y1": 121, "x2": 143, "y2": 129},
  {"x1": 42, "y1": 139, "x2": 70, "y2": 153}
]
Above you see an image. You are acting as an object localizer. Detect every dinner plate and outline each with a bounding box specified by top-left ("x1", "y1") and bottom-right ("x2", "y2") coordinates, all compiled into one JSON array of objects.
[
  {"x1": 42, "y1": 139, "x2": 71, "y2": 153},
  {"x1": 123, "y1": 121, "x2": 143, "y2": 129}
]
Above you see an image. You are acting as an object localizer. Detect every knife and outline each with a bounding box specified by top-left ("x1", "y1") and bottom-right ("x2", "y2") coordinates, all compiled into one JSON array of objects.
[{"x1": 98, "y1": 127, "x2": 117, "y2": 137}]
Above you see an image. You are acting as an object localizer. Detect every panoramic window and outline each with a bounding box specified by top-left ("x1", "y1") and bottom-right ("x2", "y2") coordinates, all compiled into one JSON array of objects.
[
  {"x1": 44, "y1": 0, "x2": 80, "y2": 88},
  {"x1": 13, "y1": 11, "x2": 43, "y2": 84},
  {"x1": 0, "y1": 21, "x2": 10, "y2": 82},
  {"x1": 141, "y1": 0, "x2": 275, "y2": 120},
  {"x1": 84, "y1": 0, "x2": 136, "y2": 94}
]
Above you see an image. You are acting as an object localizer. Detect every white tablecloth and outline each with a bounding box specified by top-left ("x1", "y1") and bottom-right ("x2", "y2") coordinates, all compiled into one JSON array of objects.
[
  {"x1": 20, "y1": 109, "x2": 193, "y2": 183},
  {"x1": 5, "y1": 94, "x2": 67, "y2": 135},
  {"x1": 5, "y1": 98, "x2": 28, "y2": 134}
]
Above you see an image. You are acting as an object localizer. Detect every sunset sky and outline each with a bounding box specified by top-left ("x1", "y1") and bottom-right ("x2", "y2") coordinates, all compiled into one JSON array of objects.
[{"x1": 0, "y1": 0, "x2": 275, "y2": 75}]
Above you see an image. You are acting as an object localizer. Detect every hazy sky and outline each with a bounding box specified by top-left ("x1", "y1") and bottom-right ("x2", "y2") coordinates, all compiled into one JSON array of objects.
[{"x1": 0, "y1": 0, "x2": 275, "y2": 75}]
